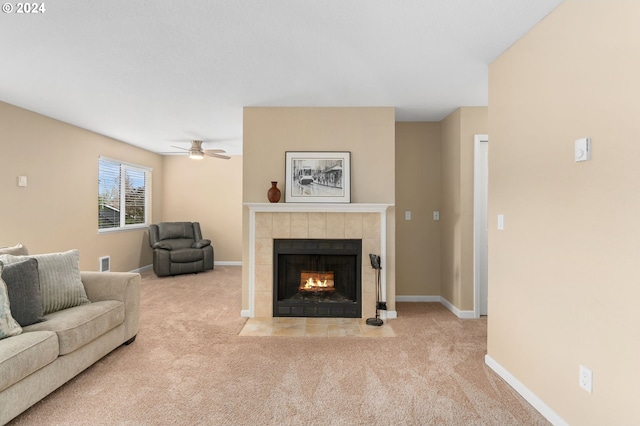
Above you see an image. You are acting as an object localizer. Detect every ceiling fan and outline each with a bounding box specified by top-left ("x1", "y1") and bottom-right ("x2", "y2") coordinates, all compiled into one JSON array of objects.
[{"x1": 170, "y1": 140, "x2": 230, "y2": 160}]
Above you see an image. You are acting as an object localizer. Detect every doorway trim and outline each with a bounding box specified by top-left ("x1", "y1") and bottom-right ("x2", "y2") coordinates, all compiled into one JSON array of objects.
[{"x1": 473, "y1": 134, "x2": 489, "y2": 319}]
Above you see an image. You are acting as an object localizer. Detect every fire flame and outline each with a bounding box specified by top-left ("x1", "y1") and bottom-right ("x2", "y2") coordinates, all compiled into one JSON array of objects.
[
  {"x1": 302, "y1": 277, "x2": 331, "y2": 289},
  {"x1": 299, "y1": 271, "x2": 335, "y2": 292}
]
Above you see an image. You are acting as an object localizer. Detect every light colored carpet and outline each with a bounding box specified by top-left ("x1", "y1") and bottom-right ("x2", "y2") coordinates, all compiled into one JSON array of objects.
[{"x1": 9, "y1": 266, "x2": 549, "y2": 425}]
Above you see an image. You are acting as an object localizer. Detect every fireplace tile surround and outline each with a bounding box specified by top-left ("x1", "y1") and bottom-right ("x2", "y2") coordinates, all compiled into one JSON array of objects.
[{"x1": 244, "y1": 203, "x2": 393, "y2": 320}]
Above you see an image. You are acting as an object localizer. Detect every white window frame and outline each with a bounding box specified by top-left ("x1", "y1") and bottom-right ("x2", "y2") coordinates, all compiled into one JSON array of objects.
[{"x1": 98, "y1": 156, "x2": 152, "y2": 233}]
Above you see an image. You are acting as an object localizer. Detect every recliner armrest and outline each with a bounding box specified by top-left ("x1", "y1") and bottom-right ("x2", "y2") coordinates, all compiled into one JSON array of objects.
[
  {"x1": 193, "y1": 239, "x2": 211, "y2": 249},
  {"x1": 152, "y1": 242, "x2": 172, "y2": 250}
]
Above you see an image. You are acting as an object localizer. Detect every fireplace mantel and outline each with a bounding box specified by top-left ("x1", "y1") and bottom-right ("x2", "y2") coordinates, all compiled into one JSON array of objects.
[
  {"x1": 243, "y1": 203, "x2": 394, "y2": 319},
  {"x1": 244, "y1": 203, "x2": 393, "y2": 213}
]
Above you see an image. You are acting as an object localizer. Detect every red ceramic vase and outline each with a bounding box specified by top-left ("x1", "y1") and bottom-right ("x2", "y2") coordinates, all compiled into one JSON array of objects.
[{"x1": 267, "y1": 181, "x2": 281, "y2": 203}]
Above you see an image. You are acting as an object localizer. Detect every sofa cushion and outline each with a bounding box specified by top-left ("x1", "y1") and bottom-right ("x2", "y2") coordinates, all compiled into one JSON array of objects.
[
  {"x1": 0, "y1": 263, "x2": 22, "y2": 340},
  {"x1": 23, "y1": 300, "x2": 124, "y2": 355},
  {"x1": 0, "y1": 330, "x2": 58, "y2": 392},
  {"x1": 2, "y1": 258, "x2": 46, "y2": 327},
  {"x1": 0, "y1": 244, "x2": 28, "y2": 256},
  {"x1": 0, "y1": 250, "x2": 91, "y2": 315}
]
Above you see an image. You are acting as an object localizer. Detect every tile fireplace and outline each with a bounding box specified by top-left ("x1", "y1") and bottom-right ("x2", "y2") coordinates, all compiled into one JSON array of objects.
[{"x1": 244, "y1": 203, "x2": 393, "y2": 319}]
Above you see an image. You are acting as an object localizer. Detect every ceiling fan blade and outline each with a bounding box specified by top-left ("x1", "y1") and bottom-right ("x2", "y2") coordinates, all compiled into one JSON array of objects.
[
  {"x1": 168, "y1": 141, "x2": 228, "y2": 158},
  {"x1": 204, "y1": 152, "x2": 230, "y2": 160}
]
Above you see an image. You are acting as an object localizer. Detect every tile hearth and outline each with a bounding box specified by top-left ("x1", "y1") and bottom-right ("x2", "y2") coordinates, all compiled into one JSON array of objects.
[{"x1": 239, "y1": 317, "x2": 395, "y2": 337}]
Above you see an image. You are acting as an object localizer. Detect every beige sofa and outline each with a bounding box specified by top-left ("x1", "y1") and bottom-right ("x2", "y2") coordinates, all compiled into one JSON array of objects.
[{"x1": 0, "y1": 269, "x2": 140, "y2": 425}]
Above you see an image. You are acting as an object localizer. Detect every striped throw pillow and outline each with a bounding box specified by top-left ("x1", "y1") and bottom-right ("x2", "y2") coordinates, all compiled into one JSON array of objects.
[{"x1": 0, "y1": 249, "x2": 90, "y2": 315}]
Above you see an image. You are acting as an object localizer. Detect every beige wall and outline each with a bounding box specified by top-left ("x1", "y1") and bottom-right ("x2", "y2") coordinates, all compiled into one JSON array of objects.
[
  {"x1": 395, "y1": 122, "x2": 441, "y2": 296},
  {"x1": 242, "y1": 107, "x2": 396, "y2": 313},
  {"x1": 488, "y1": 1, "x2": 640, "y2": 423},
  {"x1": 0, "y1": 101, "x2": 164, "y2": 272},
  {"x1": 162, "y1": 155, "x2": 243, "y2": 262},
  {"x1": 440, "y1": 107, "x2": 487, "y2": 311}
]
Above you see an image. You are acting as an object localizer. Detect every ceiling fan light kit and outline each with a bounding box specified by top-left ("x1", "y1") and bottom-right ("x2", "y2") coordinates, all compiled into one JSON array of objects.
[{"x1": 189, "y1": 149, "x2": 204, "y2": 160}]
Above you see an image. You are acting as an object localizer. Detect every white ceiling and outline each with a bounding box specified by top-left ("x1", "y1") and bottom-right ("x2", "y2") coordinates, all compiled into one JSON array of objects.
[{"x1": 0, "y1": 0, "x2": 562, "y2": 156}]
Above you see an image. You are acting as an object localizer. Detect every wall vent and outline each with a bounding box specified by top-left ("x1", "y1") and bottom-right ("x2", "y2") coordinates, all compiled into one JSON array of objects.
[{"x1": 99, "y1": 256, "x2": 111, "y2": 272}]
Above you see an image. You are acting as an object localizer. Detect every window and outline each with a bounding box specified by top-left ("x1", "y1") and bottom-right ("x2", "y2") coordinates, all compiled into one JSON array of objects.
[{"x1": 98, "y1": 157, "x2": 151, "y2": 231}]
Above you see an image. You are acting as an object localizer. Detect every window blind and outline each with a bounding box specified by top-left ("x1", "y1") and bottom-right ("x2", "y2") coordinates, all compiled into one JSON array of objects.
[{"x1": 98, "y1": 157, "x2": 151, "y2": 230}]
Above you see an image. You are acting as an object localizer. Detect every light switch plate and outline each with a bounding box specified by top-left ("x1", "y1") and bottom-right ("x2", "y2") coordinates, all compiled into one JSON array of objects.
[
  {"x1": 575, "y1": 137, "x2": 591, "y2": 162},
  {"x1": 17, "y1": 176, "x2": 27, "y2": 187}
]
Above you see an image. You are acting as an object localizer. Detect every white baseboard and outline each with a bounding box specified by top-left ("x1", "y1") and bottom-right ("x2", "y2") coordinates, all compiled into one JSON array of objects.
[
  {"x1": 485, "y1": 355, "x2": 567, "y2": 426},
  {"x1": 396, "y1": 295, "x2": 441, "y2": 302},
  {"x1": 381, "y1": 310, "x2": 397, "y2": 319},
  {"x1": 130, "y1": 264, "x2": 153, "y2": 273},
  {"x1": 130, "y1": 262, "x2": 240, "y2": 273},
  {"x1": 440, "y1": 297, "x2": 475, "y2": 319},
  {"x1": 396, "y1": 295, "x2": 475, "y2": 319},
  {"x1": 240, "y1": 309, "x2": 251, "y2": 318}
]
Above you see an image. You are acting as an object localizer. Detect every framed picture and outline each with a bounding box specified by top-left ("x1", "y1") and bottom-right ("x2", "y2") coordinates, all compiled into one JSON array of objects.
[{"x1": 285, "y1": 151, "x2": 351, "y2": 203}]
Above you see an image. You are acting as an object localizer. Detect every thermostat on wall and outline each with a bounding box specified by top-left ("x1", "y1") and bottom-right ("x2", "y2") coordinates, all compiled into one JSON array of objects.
[{"x1": 575, "y1": 137, "x2": 591, "y2": 162}]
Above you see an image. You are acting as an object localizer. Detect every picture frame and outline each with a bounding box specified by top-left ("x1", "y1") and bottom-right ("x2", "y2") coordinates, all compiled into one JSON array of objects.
[{"x1": 285, "y1": 151, "x2": 351, "y2": 203}]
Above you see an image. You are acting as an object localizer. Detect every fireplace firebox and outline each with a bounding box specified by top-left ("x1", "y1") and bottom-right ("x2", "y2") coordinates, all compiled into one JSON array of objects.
[{"x1": 273, "y1": 239, "x2": 362, "y2": 317}]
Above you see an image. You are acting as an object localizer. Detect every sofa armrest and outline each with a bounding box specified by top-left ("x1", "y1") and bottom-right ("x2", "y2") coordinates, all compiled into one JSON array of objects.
[{"x1": 80, "y1": 271, "x2": 140, "y2": 342}]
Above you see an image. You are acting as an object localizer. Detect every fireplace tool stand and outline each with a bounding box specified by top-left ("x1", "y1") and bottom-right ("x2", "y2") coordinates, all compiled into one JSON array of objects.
[{"x1": 366, "y1": 254, "x2": 386, "y2": 326}]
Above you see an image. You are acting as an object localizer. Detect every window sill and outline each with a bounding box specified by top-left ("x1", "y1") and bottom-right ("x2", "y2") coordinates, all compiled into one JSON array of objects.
[{"x1": 98, "y1": 224, "x2": 149, "y2": 234}]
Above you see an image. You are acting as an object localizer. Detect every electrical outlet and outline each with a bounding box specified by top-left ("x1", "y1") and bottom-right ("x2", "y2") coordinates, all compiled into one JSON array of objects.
[{"x1": 579, "y1": 365, "x2": 593, "y2": 393}]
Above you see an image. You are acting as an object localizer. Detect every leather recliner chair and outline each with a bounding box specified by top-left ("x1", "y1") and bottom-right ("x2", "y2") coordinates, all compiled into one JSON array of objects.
[{"x1": 149, "y1": 222, "x2": 214, "y2": 277}]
